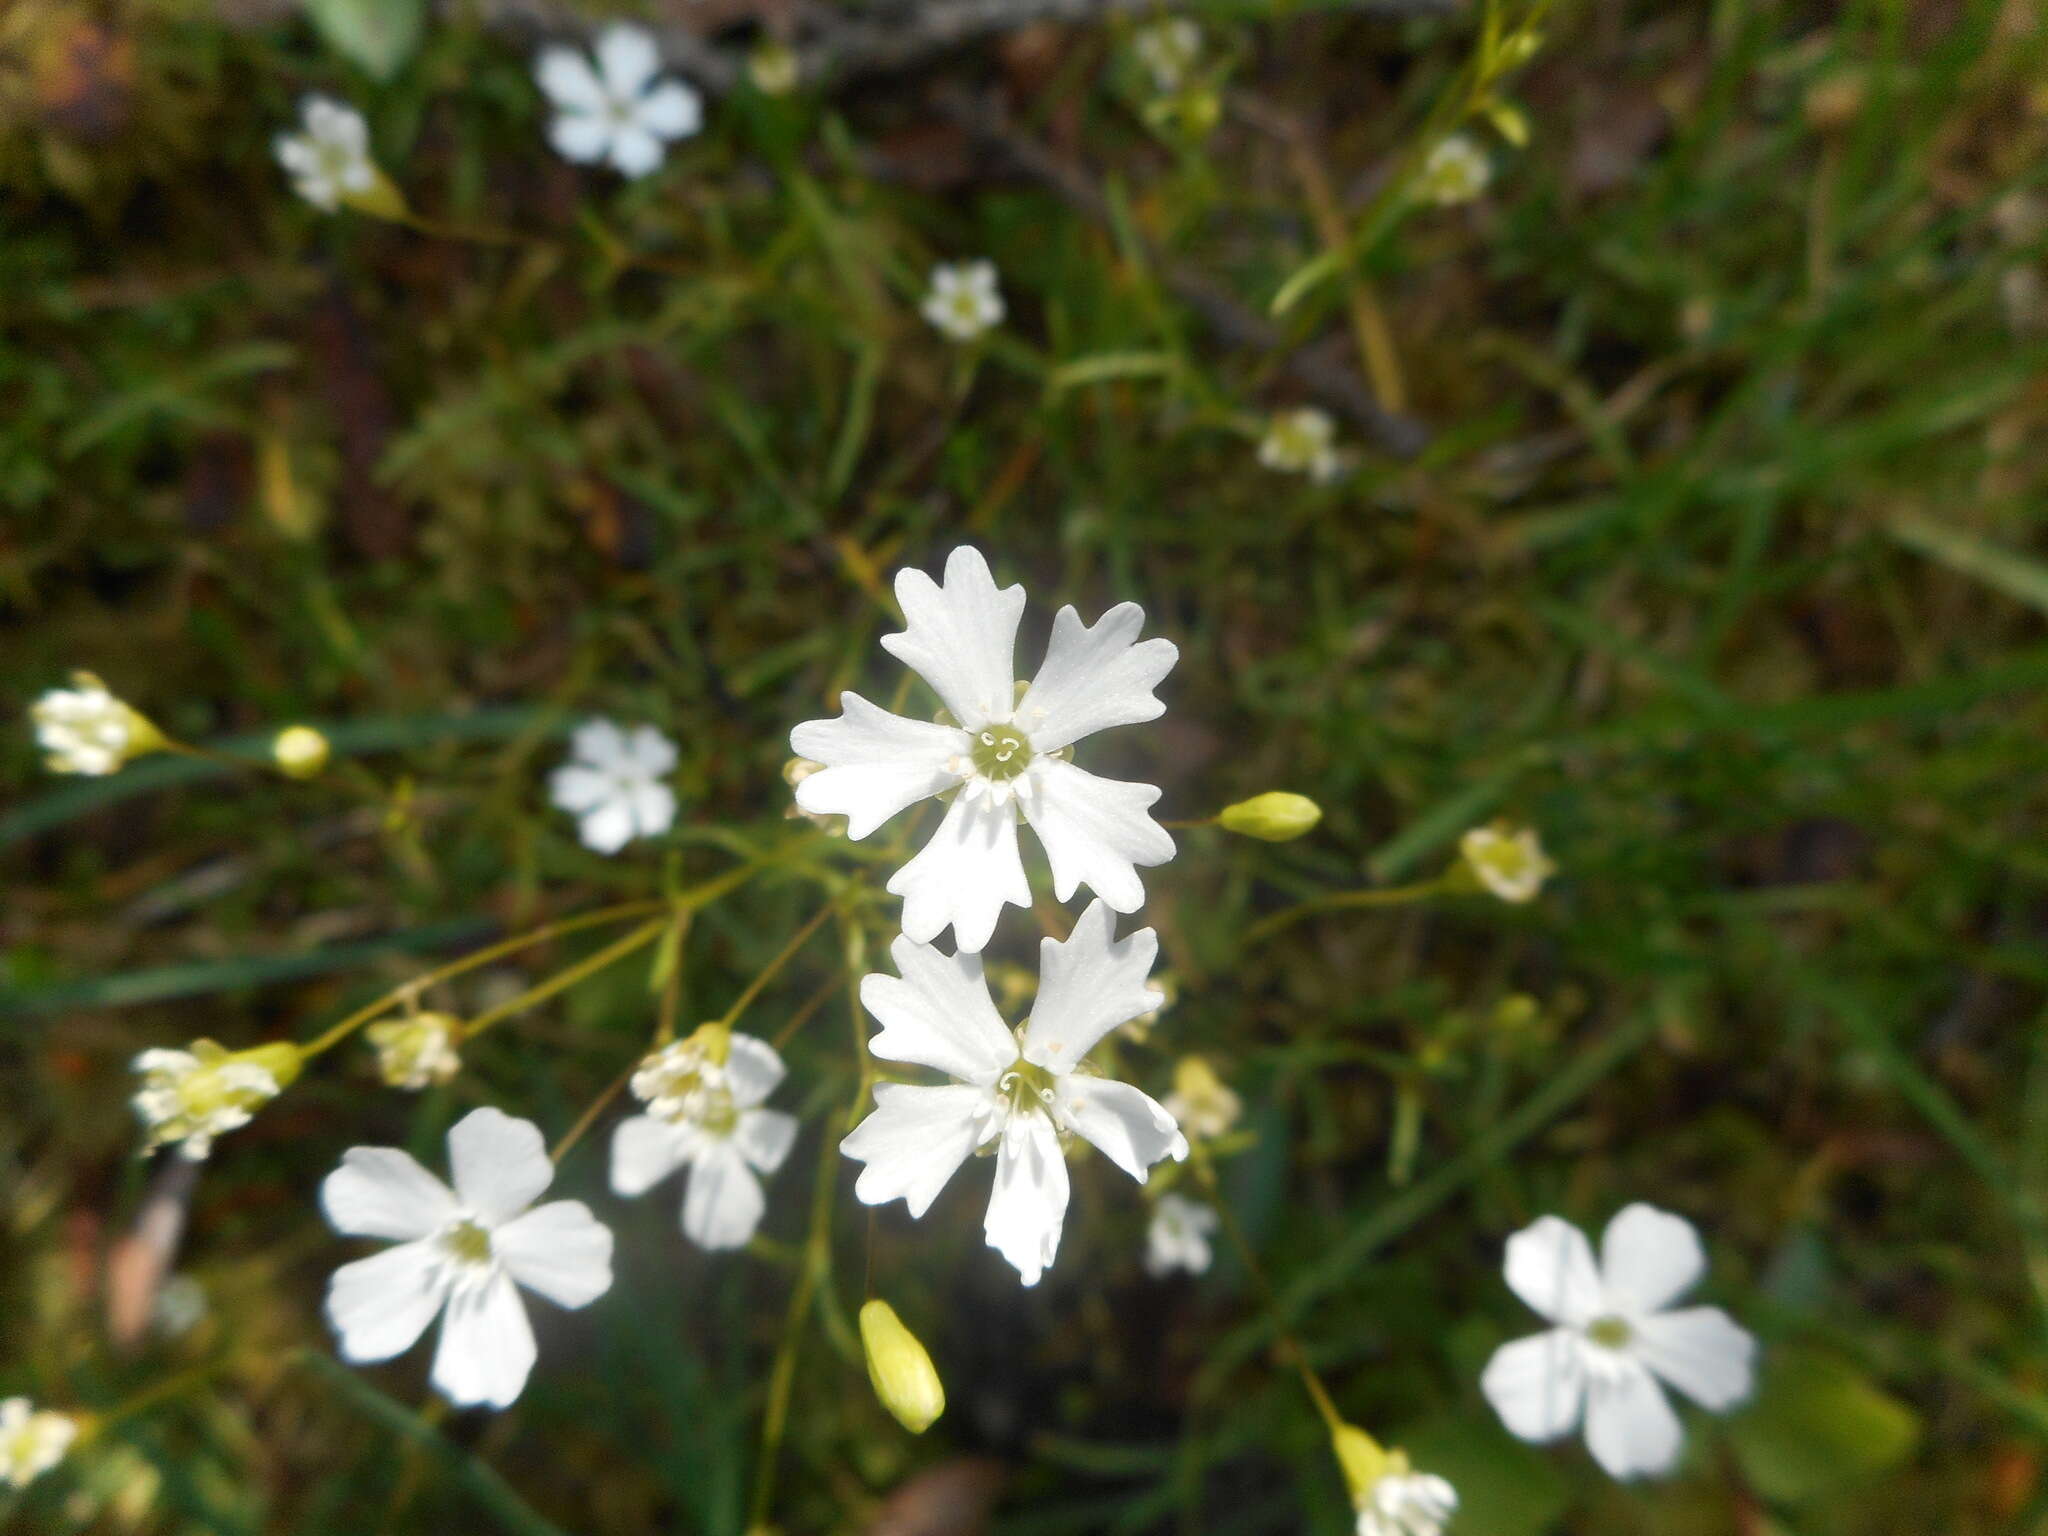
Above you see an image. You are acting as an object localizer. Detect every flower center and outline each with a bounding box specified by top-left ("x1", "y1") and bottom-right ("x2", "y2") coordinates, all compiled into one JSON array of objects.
[
  {"x1": 441, "y1": 1219, "x2": 494, "y2": 1268},
  {"x1": 1585, "y1": 1315, "x2": 1633, "y2": 1350},
  {"x1": 970, "y1": 725, "x2": 1032, "y2": 781},
  {"x1": 997, "y1": 1055, "x2": 1059, "y2": 1118}
]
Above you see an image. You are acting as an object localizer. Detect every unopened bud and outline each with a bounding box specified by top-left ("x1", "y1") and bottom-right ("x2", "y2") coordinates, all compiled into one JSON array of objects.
[
  {"x1": 1332, "y1": 1421, "x2": 1388, "y2": 1505},
  {"x1": 860, "y1": 1299, "x2": 945, "y2": 1434},
  {"x1": 367, "y1": 1012, "x2": 462, "y2": 1090},
  {"x1": 1457, "y1": 823, "x2": 1555, "y2": 904},
  {"x1": 1217, "y1": 792, "x2": 1323, "y2": 842},
  {"x1": 272, "y1": 725, "x2": 331, "y2": 779},
  {"x1": 31, "y1": 672, "x2": 166, "y2": 776}
]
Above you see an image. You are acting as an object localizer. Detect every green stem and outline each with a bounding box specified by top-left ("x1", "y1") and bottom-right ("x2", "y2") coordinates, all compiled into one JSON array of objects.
[
  {"x1": 461, "y1": 918, "x2": 668, "y2": 1041},
  {"x1": 720, "y1": 903, "x2": 835, "y2": 1030},
  {"x1": 1241, "y1": 879, "x2": 1448, "y2": 946}
]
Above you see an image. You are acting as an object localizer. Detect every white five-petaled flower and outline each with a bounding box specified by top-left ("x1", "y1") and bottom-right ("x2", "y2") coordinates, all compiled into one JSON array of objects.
[
  {"x1": 321, "y1": 1107, "x2": 614, "y2": 1410},
  {"x1": 1460, "y1": 824, "x2": 1555, "y2": 904},
  {"x1": 840, "y1": 900, "x2": 1189, "y2": 1286},
  {"x1": 32, "y1": 673, "x2": 161, "y2": 776},
  {"x1": 1355, "y1": 1467, "x2": 1458, "y2": 1536},
  {"x1": 535, "y1": 24, "x2": 703, "y2": 179},
  {"x1": 1480, "y1": 1204, "x2": 1757, "y2": 1480},
  {"x1": 1258, "y1": 407, "x2": 1341, "y2": 483},
  {"x1": 549, "y1": 718, "x2": 679, "y2": 854},
  {"x1": 610, "y1": 1029, "x2": 799, "y2": 1250},
  {"x1": 921, "y1": 261, "x2": 1005, "y2": 342},
  {"x1": 274, "y1": 97, "x2": 379, "y2": 212},
  {"x1": 790, "y1": 547, "x2": 1177, "y2": 952},
  {"x1": 1417, "y1": 134, "x2": 1491, "y2": 206},
  {"x1": 0, "y1": 1399, "x2": 76, "y2": 1489},
  {"x1": 1144, "y1": 1193, "x2": 1216, "y2": 1277},
  {"x1": 1133, "y1": 18, "x2": 1202, "y2": 92}
]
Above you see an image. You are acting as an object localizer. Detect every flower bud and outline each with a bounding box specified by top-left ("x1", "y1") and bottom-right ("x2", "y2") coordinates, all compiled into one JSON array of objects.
[
  {"x1": 1217, "y1": 792, "x2": 1323, "y2": 842},
  {"x1": 0, "y1": 1398, "x2": 79, "y2": 1489},
  {"x1": 272, "y1": 725, "x2": 331, "y2": 779},
  {"x1": 860, "y1": 1299, "x2": 946, "y2": 1434},
  {"x1": 749, "y1": 40, "x2": 798, "y2": 95},
  {"x1": 1457, "y1": 823, "x2": 1555, "y2": 904},
  {"x1": 366, "y1": 1011, "x2": 462, "y2": 1090},
  {"x1": 1164, "y1": 1055, "x2": 1241, "y2": 1141},
  {"x1": 131, "y1": 1039, "x2": 301, "y2": 1159},
  {"x1": 1331, "y1": 1421, "x2": 1389, "y2": 1506},
  {"x1": 31, "y1": 672, "x2": 166, "y2": 776}
]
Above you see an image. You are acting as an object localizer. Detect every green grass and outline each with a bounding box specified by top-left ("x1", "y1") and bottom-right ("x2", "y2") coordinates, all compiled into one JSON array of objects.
[{"x1": 6, "y1": 0, "x2": 2048, "y2": 1531}]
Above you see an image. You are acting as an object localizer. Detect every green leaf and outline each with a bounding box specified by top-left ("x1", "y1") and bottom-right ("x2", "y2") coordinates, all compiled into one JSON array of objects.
[
  {"x1": 1729, "y1": 1347, "x2": 1920, "y2": 1504},
  {"x1": 1888, "y1": 515, "x2": 2048, "y2": 618},
  {"x1": 302, "y1": 0, "x2": 425, "y2": 81}
]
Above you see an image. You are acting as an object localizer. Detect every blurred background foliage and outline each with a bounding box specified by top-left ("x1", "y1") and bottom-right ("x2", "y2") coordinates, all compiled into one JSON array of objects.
[{"x1": 5, "y1": 0, "x2": 2048, "y2": 1531}]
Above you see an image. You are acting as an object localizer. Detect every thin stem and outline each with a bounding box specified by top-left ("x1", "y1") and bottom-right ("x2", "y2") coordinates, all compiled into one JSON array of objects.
[
  {"x1": 720, "y1": 903, "x2": 835, "y2": 1030},
  {"x1": 301, "y1": 899, "x2": 667, "y2": 1057},
  {"x1": 550, "y1": 1066, "x2": 635, "y2": 1165},
  {"x1": 89, "y1": 1357, "x2": 234, "y2": 1434},
  {"x1": 1241, "y1": 879, "x2": 1448, "y2": 947},
  {"x1": 461, "y1": 918, "x2": 668, "y2": 1041}
]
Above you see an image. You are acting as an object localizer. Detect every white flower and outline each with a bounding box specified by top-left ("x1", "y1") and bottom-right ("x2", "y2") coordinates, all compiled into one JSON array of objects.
[
  {"x1": 1356, "y1": 1467, "x2": 1458, "y2": 1536},
  {"x1": 790, "y1": 547, "x2": 1177, "y2": 952},
  {"x1": 1258, "y1": 408, "x2": 1341, "y2": 482},
  {"x1": 32, "y1": 673, "x2": 161, "y2": 775},
  {"x1": 274, "y1": 96, "x2": 379, "y2": 212},
  {"x1": 1480, "y1": 1204, "x2": 1757, "y2": 1480},
  {"x1": 1417, "y1": 134, "x2": 1491, "y2": 206},
  {"x1": 1459, "y1": 824, "x2": 1555, "y2": 903},
  {"x1": 367, "y1": 1011, "x2": 463, "y2": 1090},
  {"x1": 921, "y1": 261, "x2": 1005, "y2": 342},
  {"x1": 535, "y1": 24, "x2": 703, "y2": 179},
  {"x1": 132, "y1": 1040, "x2": 296, "y2": 1160},
  {"x1": 0, "y1": 1399, "x2": 77, "y2": 1489},
  {"x1": 321, "y1": 1107, "x2": 614, "y2": 1410},
  {"x1": 549, "y1": 718, "x2": 679, "y2": 854},
  {"x1": 840, "y1": 900, "x2": 1189, "y2": 1286},
  {"x1": 1133, "y1": 18, "x2": 1202, "y2": 92},
  {"x1": 1144, "y1": 1193, "x2": 1216, "y2": 1277},
  {"x1": 610, "y1": 1029, "x2": 798, "y2": 1250}
]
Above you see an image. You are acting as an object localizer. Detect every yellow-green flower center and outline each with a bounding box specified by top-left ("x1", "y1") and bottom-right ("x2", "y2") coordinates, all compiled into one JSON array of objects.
[
  {"x1": 1000, "y1": 1056, "x2": 1058, "y2": 1116},
  {"x1": 970, "y1": 726, "x2": 1032, "y2": 781},
  {"x1": 442, "y1": 1219, "x2": 493, "y2": 1266},
  {"x1": 1586, "y1": 1315, "x2": 1633, "y2": 1350}
]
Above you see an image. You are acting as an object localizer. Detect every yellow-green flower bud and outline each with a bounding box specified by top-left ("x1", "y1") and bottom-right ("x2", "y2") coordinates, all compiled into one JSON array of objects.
[
  {"x1": 1332, "y1": 1421, "x2": 1389, "y2": 1505},
  {"x1": 749, "y1": 40, "x2": 798, "y2": 96},
  {"x1": 130, "y1": 1039, "x2": 301, "y2": 1159},
  {"x1": 860, "y1": 1299, "x2": 945, "y2": 1434},
  {"x1": 1457, "y1": 823, "x2": 1555, "y2": 904},
  {"x1": 272, "y1": 725, "x2": 331, "y2": 779},
  {"x1": 366, "y1": 1011, "x2": 462, "y2": 1090},
  {"x1": 31, "y1": 672, "x2": 166, "y2": 776},
  {"x1": 1217, "y1": 792, "x2": 1323, "y2": 842},
  {"x1": 1164, "y1": 1055, "x2": 1242, "y2": 1142}
]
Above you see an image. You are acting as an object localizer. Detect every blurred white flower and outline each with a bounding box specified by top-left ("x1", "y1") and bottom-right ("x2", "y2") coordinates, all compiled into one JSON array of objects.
[
  {"x1": 1480, "y1": 1204, "x2": 1756, "y2": 1480},
  {"x1": 367, "y1": 1011, "x2": 463, "y2": 1091},
  {"x1": 536, "y1": 24, "x2": 703, "y2": 178},
  {"x1": 610, "y1": 1029, "x2": 798, "y2": 1250},
  {"x1": 1417, "y1": 134, "x2": 1491, "y2": 206},
  {"x1": 132, "y1": 1040, "x2": 297, "y2": 1160},
  {"x1": 841, "y1": 900, "x2": 1188, "y2": 1286},
  {"x1": 549, "y1": 718, "x2": 679, "y2": 854},
  {"x1": 790, "y1": 547, "x2": 1176, "y2": 952},
  {"x1": 1163, "y1": 1055, "x2": 1241, "y2": 1142},
  {"x1": 1133, "y1": 18, "x2": 1202, "y2": 92},
  {"x1": 321, "y1": 1107, "x2": 614, "y2": 1410},
  {"x1": 921, "y1": 261, "x2": 1005, "y2": 341},
  {"x1": 274, "y1": 97, "x2": 379, "y2": 212},
  {"x1": 1258, "y1": 408, "x2": 1340, "y2": 483},
  {"x1": 153, "y1": 1275, "x2": 210, "y2": 1339},
  {"x1": 1144, "y1": 1193, "x2": 1216, "y2": 1277},
  {"x1": 1356, "y1": 1466, "x2": 1458, "y2": 1536},
  {"x1": 0, "y1": 1399, "x2": 76, "y2": 1489},
  {"x1": 32, "y1": 672, "x2": 162, "y2": 775},
  {"x1": 1459, "y1": 824, "x2": 1554, "y2": 903}
]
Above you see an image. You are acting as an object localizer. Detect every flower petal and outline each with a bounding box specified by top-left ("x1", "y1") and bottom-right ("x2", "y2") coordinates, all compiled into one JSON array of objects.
[
  {"x1": 1599, "y1": 1203, "x2": 1706, "y2": 1316},
  {"x1": 534, "y1": 45, "x2": 605, "y2": 113},
  {"x1": 548, "y1": 111, "x2": 612, "y2": 165},
  {"x1": 577, "y1": 799, "x2": 639, "y2": 854},
  {"x1": 446, "y1": 1108, "x2": 553, "y2": 1226},
  {"x1": 886, "y1": 791, "x2": 1029, "y2": 953},
  {"x1": 1021, "y1": 898, "x2": 1160, "y2": 1075},
  {"x1": 1633, "y1": 1306, "x2": 1756, "y2": 1412},
  {"x1": 880, "y1": 547, "x2": 1025, "y2": 730},
  {"x1": 683, "y1": 1142, "x2": 765, "y2": 1250},
  {"x1": 1015, "y1": 602, "x2": 1177, "y2": 753},
  {"x1": 840, "y1": 1082, "x2": 987, "y2": 1218},
  {"x1": 549, "y1": 763, "x2": 613, "y2": 814},
  {"x1": 321, "y1": 1146, "x2": 457, "y2": 1240},
  {"x1": 983, "y1": 1111, "x2": 1069, "y2": 1286},
  {"x1": 607, "y1": 125, "x2": 666, "y2": 180},
  {"x1": 326, "y1": 1239, "x2": 447, "y2": 1363},
  {"x1": 596, "y1": 22, "x2": 661, "y2": 98},
  {"x1": 628, "y1": 780, "x2": 677, "y2": 839},
  {"x1": 734, "y1": 1107, "x2": 798, "y2": 1174},
  {"x1": 790, "y1": 692, "x2": 967, "y2": 840},
  {"x1": 1019, "y1": 760, "x2": 1172, "y2": 913},
  {"x1": 1583, "y1": 1359, "x2": 1685, "y2": 1479},
  {"x1": 609, "y1": 1114, "x2": 688, "y2": 1197},
  {"x1": 1057, "y1": 1076, "x2": 1187, "y2": 1181},
  {"x1": 637, "y1": 80, "x2": 702, "y2": 141},
  {"x1": 724, "y1": 1033, "x2": 787, "y2": 1108},
  {"x1": 1503, "y1": 1214, "x2": 1604, "y2": 1327},
  {"x1": 493, "y1": 1199, "x2": 613, "y2": 1310},
  {"x1": 1480, "y1": 1329, "x2": 1586, "y2": 1443},
  {"x1": 624, "y1": 724, "x2": 678, "y2": 776},
  {"x1": 860, "y1": 935, "x2": 1015, "y2": 1084},
  {"x1": 431, "y1": 1270, "x2": 536, "y2": 1409}
]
